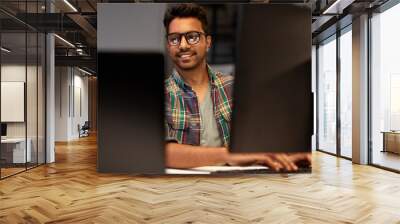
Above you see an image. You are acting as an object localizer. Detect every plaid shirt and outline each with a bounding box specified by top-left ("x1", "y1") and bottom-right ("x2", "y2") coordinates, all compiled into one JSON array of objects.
[{"x1": 165, "y1": 66, "x2": 234, "y2": 146}]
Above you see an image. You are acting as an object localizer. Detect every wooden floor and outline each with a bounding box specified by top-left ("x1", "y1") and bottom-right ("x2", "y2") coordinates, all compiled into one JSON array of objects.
[
  {"x1": 1, "y1": 167, "x2": 26, "y2": 178},
  {"x1": 1, "y1": 163, "x2": 44, "y2": 178},
  {"x1": 372, "y1": 151, "x2": 400, "y2": 171},
  {"x1": 1, "y1": 135, "x2": 400, "y2": 224}
]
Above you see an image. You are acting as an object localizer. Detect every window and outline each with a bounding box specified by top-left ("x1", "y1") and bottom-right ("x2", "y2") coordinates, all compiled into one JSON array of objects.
[
  {"x1": 317, "y1": 35, "x2": 337, "y2": 154},
  {"x1": 339, "y1": 28, "x2": 352, "y2": 158},
  {"x1": 370, "y1": 2, "x2": 400, "y2": 171}
]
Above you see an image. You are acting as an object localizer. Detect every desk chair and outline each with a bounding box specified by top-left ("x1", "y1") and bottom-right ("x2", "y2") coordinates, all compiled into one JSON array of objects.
[{"x1": 78, "y1": 121, "x2": 90, "y2": 138}]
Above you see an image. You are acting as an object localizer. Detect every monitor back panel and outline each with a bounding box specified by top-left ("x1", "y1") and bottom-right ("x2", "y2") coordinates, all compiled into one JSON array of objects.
[
  {"x1": 230, "y1": 5, "x2": 312, "y2": 153},
  {"x1": 97, "y1": 52, "x2": 165, "y2": 173},
  {"x1": 1, "y1": 123, "x2": 7, "y2": 137}
]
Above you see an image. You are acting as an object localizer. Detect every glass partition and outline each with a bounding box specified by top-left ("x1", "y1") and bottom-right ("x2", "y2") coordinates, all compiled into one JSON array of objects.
[
  {"x1": 0, "y1": 1, "x2": 46, "y2": 179},
  {"x1": 27, "y1": 30, "x2": 38, "y2": 169},
  {"x1": 317, "y1": 35, "x2": 337, "y2": 154},
  {"x1": 38, "y1": 32, "x2": 45, "y2": 165},
  {"x1": 1, "y1": 31, "x2": 28, "y2": 178}
]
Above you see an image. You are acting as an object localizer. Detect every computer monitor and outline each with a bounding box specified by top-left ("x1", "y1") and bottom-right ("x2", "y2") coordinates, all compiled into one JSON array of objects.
[
  {"x1": 97, "y1": 52, "x2": 165, "y2": 174},
  {"x1": 230, "y1": 4, "x2": 313, "y2": 153},
  {"x1": 1, "y1": 123, "x2": 7, "y2": 138}
]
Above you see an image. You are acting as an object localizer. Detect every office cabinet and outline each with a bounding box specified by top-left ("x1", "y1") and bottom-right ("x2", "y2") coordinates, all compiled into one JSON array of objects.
[{"x1": 382, "y1": 132, "x2": 400, "y2": 154}]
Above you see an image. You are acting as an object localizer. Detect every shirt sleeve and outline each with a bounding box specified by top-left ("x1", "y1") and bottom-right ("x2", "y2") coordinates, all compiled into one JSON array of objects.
[
  {"x1": 164, "y1": 90, "x2": 179, "y2": 143},
  {"x1": 165, "y1": 119, "x2": 178, "y2": 143}
]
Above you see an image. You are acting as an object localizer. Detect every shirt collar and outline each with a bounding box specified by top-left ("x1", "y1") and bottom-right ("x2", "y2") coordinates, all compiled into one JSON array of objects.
[{"x1": 172, "y1": 64, "x2": 217, "y2": 91}]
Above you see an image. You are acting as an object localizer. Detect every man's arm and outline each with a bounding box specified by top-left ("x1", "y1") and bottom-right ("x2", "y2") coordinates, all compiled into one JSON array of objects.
[
  {"x1": 165, "y1": 143, "x2": 311, "y2": 170},
  {"x1": 165, "y1": 143, "x2": 229, "y2": 168}
]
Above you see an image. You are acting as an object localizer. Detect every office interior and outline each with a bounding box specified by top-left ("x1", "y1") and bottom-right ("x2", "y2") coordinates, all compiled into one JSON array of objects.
[{"x1": 0, "y1": 0, "x2": 400, "y2": 222}]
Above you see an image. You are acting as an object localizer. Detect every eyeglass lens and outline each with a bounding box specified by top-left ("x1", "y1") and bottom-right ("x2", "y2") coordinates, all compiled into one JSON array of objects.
[{"x1": 168, "y1": 32, "x2": 201, "y2": 46}]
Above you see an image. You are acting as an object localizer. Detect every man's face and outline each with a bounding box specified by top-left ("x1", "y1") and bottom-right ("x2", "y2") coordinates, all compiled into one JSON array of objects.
[{"x1": 166, "y1": 17, "x2": 211, "y2": 71}]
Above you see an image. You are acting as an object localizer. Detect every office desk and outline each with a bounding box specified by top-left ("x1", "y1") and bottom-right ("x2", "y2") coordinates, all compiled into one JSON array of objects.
[
  {"x1": 165, "y1": 166, "x2": 269, "y2": 175},
  {"x1": 382, "y1": 131, "x2": 400, "y2": 154},
  {"x1": 1, "y1": 138, "x2": 32, "y2": 164}
]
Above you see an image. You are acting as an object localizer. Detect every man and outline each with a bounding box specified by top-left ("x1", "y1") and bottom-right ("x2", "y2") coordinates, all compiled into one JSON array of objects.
[{"x1": 164, "y1": 4, "x2": 311, "y2": 171}]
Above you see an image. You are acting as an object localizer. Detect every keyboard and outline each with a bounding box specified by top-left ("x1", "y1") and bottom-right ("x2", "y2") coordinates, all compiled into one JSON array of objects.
[{"x1": 212, "y1": 167, "x2": 311, "y2": 174}]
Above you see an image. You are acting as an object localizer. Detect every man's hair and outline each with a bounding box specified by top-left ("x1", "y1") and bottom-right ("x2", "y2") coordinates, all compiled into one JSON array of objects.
[{"x1": 163, "y1": 4, "x2": 209, "y2": 34}]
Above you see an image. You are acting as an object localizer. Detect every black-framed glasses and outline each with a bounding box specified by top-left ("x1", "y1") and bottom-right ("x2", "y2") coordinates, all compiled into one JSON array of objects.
[{"x1": 166, "y1": 31, "x2": 206, "y2": 46}]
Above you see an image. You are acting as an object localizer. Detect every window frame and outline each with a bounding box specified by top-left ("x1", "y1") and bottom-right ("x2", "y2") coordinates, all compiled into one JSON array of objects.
[{"x1": 316, "y1": 24, "x2": 353, "y2": 161}]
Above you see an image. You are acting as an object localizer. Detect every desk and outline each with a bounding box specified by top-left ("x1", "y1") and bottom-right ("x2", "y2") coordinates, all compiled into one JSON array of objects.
[
  {"x1": 1, "y1": 138, "x2": 32, "y2": 164},
  {"x1": 165, "y1": 165, "x2": 269, "y2": 175},
  {"x1": 382, "y1": 131, "x2": 400, "y2": 154}
]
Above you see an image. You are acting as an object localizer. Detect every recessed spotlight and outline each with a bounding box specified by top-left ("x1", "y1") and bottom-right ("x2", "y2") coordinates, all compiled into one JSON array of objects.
[
  {"x1": 77, "y1": 67, "x2": 92, "y2": 76},
  {"x1": 54, "y1": 34, "x2": 75, "y2": 48},
  {"x1": 1, "y1": 47, "x2": 11, "y2": 53},
  {"x1": 63, "y1": 0, "x2": 78, "y2": 12}
]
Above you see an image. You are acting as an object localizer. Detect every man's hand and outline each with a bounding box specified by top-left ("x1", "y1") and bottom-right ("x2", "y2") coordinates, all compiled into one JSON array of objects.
[
  {"x1": 225, "y1": 152, "x2": 312, "y2": 171},
  {"x1": 165, "y1": 142, "x2": 312, "y2": 170},
  {"x1": 287, "y1": 152, "x2": 312, "y2": 168}
]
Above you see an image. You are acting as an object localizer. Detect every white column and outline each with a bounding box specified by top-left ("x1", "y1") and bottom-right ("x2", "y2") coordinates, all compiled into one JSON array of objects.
[
  {"x1": 45, "y1": 1, "x2": 55, "y2": 163},
  {"x1": 46, "y1": 33, "x2": 55, "y2": 163},
  {"x1": 352, "y1": 14, "x2": 369, "y2": 164}
]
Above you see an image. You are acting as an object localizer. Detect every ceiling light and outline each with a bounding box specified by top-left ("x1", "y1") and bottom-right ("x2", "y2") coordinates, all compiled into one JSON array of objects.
[
  {"x1": 63, "y1": 0, "x2": 78, "y2": 12},
  {"x1": 323, "y1": 0, "x2": 343, "y2": 14},
  {"x1": 76, "y1": 49, "x2": 85, "y2": 55},
  {"x1": 78, "y1": 67, "x2": 92, "y2": 76},
  {"x1": 54, "y1": 34, "x2": 75, "y2": 48},
  {"x1": 1, "y1": 47, "x2": 11, "y2": 53},
  {"x1": 322, "y1": 0, "x2": 354, "y2": 15}
]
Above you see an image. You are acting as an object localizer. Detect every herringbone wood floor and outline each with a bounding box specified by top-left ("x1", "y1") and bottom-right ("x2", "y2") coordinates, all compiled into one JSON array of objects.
[{"x1": 1, "y1": 135, "x2": 400, "y2": 224}]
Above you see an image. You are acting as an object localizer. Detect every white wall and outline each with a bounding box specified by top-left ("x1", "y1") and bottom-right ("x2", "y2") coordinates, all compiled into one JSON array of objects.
[
  {"x1": 1, "y1": 65, "x2": 37, "y2": 138},
  {"x1": 72, "y1": 73, "x2": 89, "y2": 138},
  {"x1": 1, "y1": 63, "x2": 46, "y2": 164},
  {"x1": 1, "y1": 64, "x2": 26, "y2": 81},
  {"x1": 55, "y1": 66, "x2": 69, "y2": 141},
  {"x1": 1, "y1": 66, "x2": 26, "y2": 134},
  {"x1": 55, "y1": 67, "x2": 89, "y2": 141}
]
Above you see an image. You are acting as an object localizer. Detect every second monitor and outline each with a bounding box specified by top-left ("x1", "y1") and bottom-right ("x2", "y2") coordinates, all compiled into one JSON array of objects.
[{"x1": 230, "y1": 4, "x2": 313, "y2": 153}]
